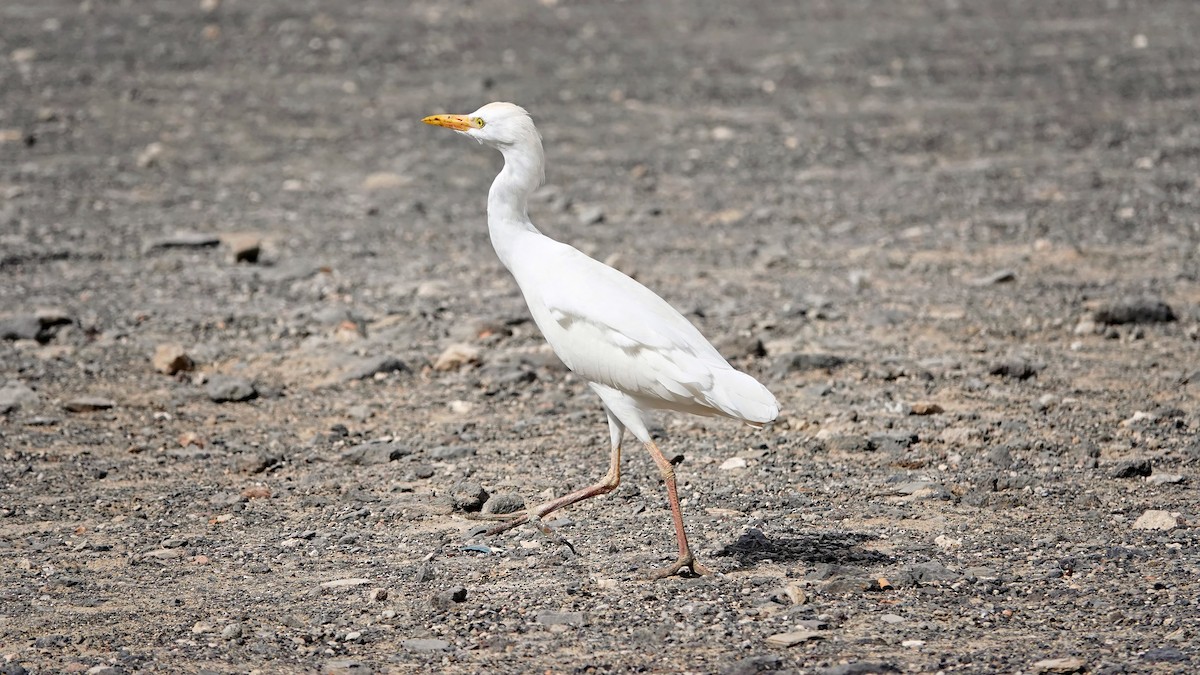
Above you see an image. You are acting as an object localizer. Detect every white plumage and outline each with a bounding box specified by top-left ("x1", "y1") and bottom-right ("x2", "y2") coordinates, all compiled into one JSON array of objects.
[{"x1": 423, "y1": 102, "x2": 778, "y2": 577}]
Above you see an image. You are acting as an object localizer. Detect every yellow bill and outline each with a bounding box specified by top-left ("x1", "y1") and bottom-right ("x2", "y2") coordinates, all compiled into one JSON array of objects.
[{"x1": 422, "y1": 113, "x2": 473, "y2": 131}]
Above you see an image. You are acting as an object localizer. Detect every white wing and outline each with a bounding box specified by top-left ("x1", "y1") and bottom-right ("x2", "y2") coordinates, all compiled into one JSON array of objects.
[{"x1": 510, "y1": 237, "x2": 778, "y2": 424}]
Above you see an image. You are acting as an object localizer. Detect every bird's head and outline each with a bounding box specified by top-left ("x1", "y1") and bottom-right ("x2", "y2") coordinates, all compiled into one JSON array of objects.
[{"x1": 422, "y1": 101, "x2": 539, "y2": 149}]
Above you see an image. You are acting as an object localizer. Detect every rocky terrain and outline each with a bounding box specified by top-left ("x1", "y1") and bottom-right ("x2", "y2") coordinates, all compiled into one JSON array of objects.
[{"x1": 2, "y1": 0, "x2": 1199, "y2": 673}]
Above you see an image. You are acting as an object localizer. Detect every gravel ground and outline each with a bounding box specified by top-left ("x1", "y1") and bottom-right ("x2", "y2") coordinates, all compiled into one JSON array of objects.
[{"x1": 2, "y1": 1, "x2": 1200, "y2": 673}]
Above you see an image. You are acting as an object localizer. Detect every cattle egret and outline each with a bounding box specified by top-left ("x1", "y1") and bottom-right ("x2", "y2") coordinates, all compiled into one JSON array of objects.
[{"x1": 423, "y1": 102, "x2": 779, "y2": 577}]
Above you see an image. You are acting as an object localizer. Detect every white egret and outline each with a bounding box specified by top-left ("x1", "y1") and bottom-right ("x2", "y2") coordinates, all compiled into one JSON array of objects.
[{"x1": 423, "y1": 102, "x2": 779, "y2": 578}]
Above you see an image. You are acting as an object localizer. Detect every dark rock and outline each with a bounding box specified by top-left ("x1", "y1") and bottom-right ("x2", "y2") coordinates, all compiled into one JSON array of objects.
[
  {"x1": 1094, "y1": 299, "x2": 1176, "y2": 325},
  {"x1": 339, "y1": 356, "x2": 409, "y2": 382},
  {"x1": 989, "y1": 359, "x2": 1042, "y2": 380},
  {"x1": 340, "y1": 442, "x2": 411, "y2": 465},
  {"x1": 892, "y1": 561, "x2": 959, "y2": 587},
  {"x1": 536, "y1": 611, "x2": 586, "y2": 626},
  {"x1": 428, "y1": 445, "x2": 476, "y2": 461},
  {"x1": 433, "y1": 585, "x2": 468, "y2": 607},
  {"x1": 1109, "y1": 459, "x2": 1152, "y2": 478},
  {"x1": 401, "y1": 638, "x2": 450, "y2": 652},
  {"x1": 482, "y1": 493, "x2": 525, "y2": 515},
  {"x1": 721, "y1": 655, "x2": 783, "y2": 675},
  {"x1": 822, "y1": 435, "x2": 873, "y2": 453},
  {"x1": 206, "y1": 375, "x2": 257, "y2": 403},
  {"x1": 0, "y1": 663, "x2": 30, "y2": 675},
  {"x1": 869, "y1": 432, "x2": 917, "y2": 452},
  {"x1": 446, "y1": 481, "x2": 488, "y2": 512},
  {"x1": 323, "y1": 659, "x2": 371, "y2": 675},
  {"x1": 987, "y1": 446, "x2": 1013, "y2": 467},
  {"x1": 770, "y1": 352, "x2": 847, "y2": 378},
  {"x1": 1141, "y1": 647, "x2": 1187, "y2": 663}
]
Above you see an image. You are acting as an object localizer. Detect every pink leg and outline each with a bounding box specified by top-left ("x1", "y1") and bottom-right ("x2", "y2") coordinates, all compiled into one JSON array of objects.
[{"x1": 644, "y1": 440, "x2": 711, "y2": 578}]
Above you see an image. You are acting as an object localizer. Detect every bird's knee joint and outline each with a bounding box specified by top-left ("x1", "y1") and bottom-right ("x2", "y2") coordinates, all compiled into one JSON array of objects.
[{"x1": 658, "y1": 466, "x2": 675, "y2": 482}]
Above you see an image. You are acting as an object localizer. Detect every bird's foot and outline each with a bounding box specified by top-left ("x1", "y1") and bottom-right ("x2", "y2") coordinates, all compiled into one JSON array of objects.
[
  {"x1": 648, "y1": 554, "x2": 711, "y2": 579},
  {"x1": 527, "y1": 515, "x2": 577, "y2": 555},
  {"x1": 468, "y1": 510, "x2": 529, "y2": 523}
]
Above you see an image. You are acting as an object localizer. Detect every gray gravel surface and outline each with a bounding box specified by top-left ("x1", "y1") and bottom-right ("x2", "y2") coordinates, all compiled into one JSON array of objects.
[{"x1": 2, "y1": 1, "x2": 1199, "y2": 673}]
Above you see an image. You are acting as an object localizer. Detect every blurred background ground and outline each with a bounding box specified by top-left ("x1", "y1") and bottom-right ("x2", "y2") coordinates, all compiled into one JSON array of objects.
[{"x1": 2, "y1": 1, "x2": 1199, "y2": 673}]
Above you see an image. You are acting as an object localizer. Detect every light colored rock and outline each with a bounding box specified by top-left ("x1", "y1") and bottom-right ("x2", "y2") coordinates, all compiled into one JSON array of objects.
[
  {"x1": 765, "y1": 630, "x2": 824, "y2": 647},
  {"x1": 902, "y1": 639, "x2": 925, "y2": 648},
  {"x1": 1132, "y1": 510, "x2": 1181, "y2": 531},
  {"x1": 362, "y1": 172, "x2": 409, "y2": 191},
  {"x1": 935, "y1": 534, "x2": 962, "y2": 550},
  {"x1": 153, "y1": 343, "x2": 194, "y2": 375},
  {"x1": 1148, "y1": 474, "x2": 1185, "y2": 486},
  {"x1": 321, "y1": 577, "x2": 373, "y2": 588},
  {"x1": 0, "y1": 381, "x2": 37, "y2": 413},
  {"x1": 433, "y1": 343, "x2": 481, "y2": 371},
  {"x1": 719, "y1": 457, "x2": 748, "y2": 471},
  {"x1": 1033, "y1": 657, "x2": 1086, "y2": 673},
  {"x1": 63, "y1": 396, "x2": 115, "y2": 412}
]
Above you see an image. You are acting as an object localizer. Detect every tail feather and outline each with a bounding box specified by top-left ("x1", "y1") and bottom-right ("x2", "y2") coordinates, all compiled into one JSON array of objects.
[{"x1": 708, "y1": 368, "x2": 779, "y2": 426}]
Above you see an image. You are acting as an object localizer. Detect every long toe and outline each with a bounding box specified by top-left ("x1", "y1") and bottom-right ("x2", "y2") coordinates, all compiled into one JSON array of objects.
[
  {"x1": 484, "y1": 514, "x2": 531, "y2": 536},
  {"x1": 648, "y1": 554, "x2": 712, "y2": 579}
]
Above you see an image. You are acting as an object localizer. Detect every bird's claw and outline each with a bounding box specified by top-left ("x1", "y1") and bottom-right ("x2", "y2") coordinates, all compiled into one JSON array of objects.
[
  {"x1": 527, "y1": 515, "x2": 577, "y2": 555},
  {"x1": 648, "y1": 554, "x2": 711, "y2": 579}
]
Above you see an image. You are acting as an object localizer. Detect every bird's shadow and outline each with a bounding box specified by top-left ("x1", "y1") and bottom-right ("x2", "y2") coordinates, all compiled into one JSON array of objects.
[{"x1": 715, "y1": 527, "x2": 890, "y2": 567}]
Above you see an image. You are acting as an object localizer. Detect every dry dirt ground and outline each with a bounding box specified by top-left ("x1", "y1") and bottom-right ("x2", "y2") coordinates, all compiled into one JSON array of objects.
[{"x1": 3, "y1": 1, "x2": 1200, "y2": 673}]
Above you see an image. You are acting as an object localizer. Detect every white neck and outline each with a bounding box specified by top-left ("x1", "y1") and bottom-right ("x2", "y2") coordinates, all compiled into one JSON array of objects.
[{"x1": 487, "y1": 136, "x2": 545, "y2": 270}]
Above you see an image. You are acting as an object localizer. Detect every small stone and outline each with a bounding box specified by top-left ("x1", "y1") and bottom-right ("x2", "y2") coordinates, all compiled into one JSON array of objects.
[
  {"x1": 1110, "y1": 459, "x2": 1152, "y2": 478},
  {"x1": 369, "y1": 588, "x2": 388, "y2": 602},
  {"x1": 719, "y1": 457, "x2": 748, "y2": 471},
  {"x1": 880, "y1": 613, "x2": 904, "y2": 624},
  {"x1": 205, "y1": 375, "x2": 257, "y2": 403},
  {"x1": 0, "y1": 380, "x2": 37, "y2": 413},
  {"x1": 362, "y1": 172, "x2": 409, "y2": 191},
  {"x1": 1132, "y1": 510, "x2": 1181, "y2": 531},
  {"x1": 934, "y1": 534, "x2": 962, "y2": 550},
  {"x1": 482, "y1": 493, "x2": 525, "y2": 515},
  {"x1": 0, "y1": 314, "x2": 42, "y2": 341},
  {"x1": 240, "y1": 485, "x2": 270, "y2": 500},
  {"x1": 192, "y1": 620, "x2": 215, "y2": 634},
  {"x1": 577, "y1": 206, "x2": 605, "y2": 225},
  {"x1": 86, "y1": 667, "x2": 121, "y2": 675},
  {"x1": 428, "y1": 445, "x2": 476, "y2": 460},
  {"x1": 321, "y1": 578, "x2": 373, "y2": 588},
  {"x1": 1119, "y1": 410, "x2": 1157, "y2": 427},
  {"x1": 816, "y1": 662, "x2": 899, "y2": 675},
  {"x1": 153, "y1": 343, "x2": 194, "y2": 375},
  {"x1": 434, "y1": 586, "x2": 468, "y2": 606},
  {"x1": 63, "y1": 397, "x2": 115, "y2": 412},
  {"x1": 764, "y1": 630, "x2": 825, "y2": 647},
  {"x1": 784, "y1": 583, "x2": 807, "y2": 605},
  {"x1": 892, "y1": 481, "x2": 950, "y2": 500},
  {"x1": 402, "y1": 638, "x2": 451, "y2": 652},
  {"x1": 1141, "y1": 647, "x2": 1188, "y2": 663},
  {"x1": 1072, "y1": 318, "x2": 1098, "y2": 335},
  {"x1": 823, "y1": 435, "x2": 872, "y2": 453},
  {"x1": 337, "y1": 356, "x2": 409, "y2": 382},
  {"x1": 536, "y1": 611, "x2": 586, "y2": 626},
  {"x1": 770, "y1": 352, "x2": 847, "y2": 378},
  {"x1": 340, "y1": 442, "x2": 411, "y2": 465},
  {"x1": 1033, "y1": 657, "x2": 1086, "y2": 673},
  {"x1": 222, "y1": 234, "x2": 262, "y2": 264},
  {"x1": 220, "y1": 623, "x2": 242, "y2": 639},
  {"x1": 901, "y1": 640, "x2": 925, "y2": 648},
  {"x1": 1093, "y1": 298, "x2": 1176, "y2": 325},
  {"x1": 910, "y1": 402, "x2": 944, "y2": 415},
  {"x1": 433, "y1": 343, "x2": 481, "y2": 371},
  {"x1": 989, "y1": 359, "x2": 1042, "y2": 380},
  {"x1": 1148, "y1": 473, "x2": 1185, "y2": 486},
  {"x1": 136, "y1": 141, "x2": 163, "y2": 167},
  {"x1": 892, "y1": 561, "x2": 959, "y2": 587},
  {"x1": 323, "y1": 659, "x2": 371, "y2": 675},
  {"x1": 446, "y1": 481, "x2": 488, "y2": 512}
]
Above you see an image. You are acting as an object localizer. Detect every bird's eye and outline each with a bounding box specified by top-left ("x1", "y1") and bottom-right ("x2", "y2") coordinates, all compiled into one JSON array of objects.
[{"x1": 473, "y1": 117, "x2": 485, "y2": 128}]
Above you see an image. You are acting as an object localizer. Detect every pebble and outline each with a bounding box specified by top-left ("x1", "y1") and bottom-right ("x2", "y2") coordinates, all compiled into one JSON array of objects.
[
  {"x1": 0, "y1": 314, "x2": 42, "y2": 341},
  {"x1": 220, "y1": 623, "x2": 242, "y2": 639},
  {"x1": 433, "y1": 343, "x2": 481, "y2": 371},
  {"x1": 401, "y1": 638, "x2": 451, "y2": 652},
  {"x1": 880, "y1": 613, "x2": 904, "y2": 624},
  {"x1": 1033, "y1": 657, "x2": 1086, "y2": 673},
  {"x1": 192, "y1": 620, "x2": 215, "y2": 634},
  {"x1": 369, "y1": 588, "x2": 388, "y2": 602},
  {"x1": 969, "y1": 269, "x2": 1016, "y2": 285},
  {"x1": 153, "y1": 343, "x2": 194, "y2": 375},
  {"x1": 891, "y1": 481, "x2": 950, "y2": 500},
  {"x1": 323, "y1": 659, "x2": 371, "y2": 675},
  {"x1": 482, "y1": 493, "x2": 526, "y2": 515},
  {"x1": 362, "y1": 172, "x2": 410, "y2": 191},
  {"x1": 0, "y1": 380, "x2": 37, "y2": 413},
  {"x1": 205, "y1": 375, "x2": 257, "y2": 403},
  {"x1": 892, "y1": 561, "x2": 959, "y2": 586},
  {"x1": 1147, "y1": 473, "x2": 1185, "y2": 485},
  {"x1": 1109, "y1": 459, "x2": 1151, "y2": 478},
  {"x1": 1131, "y1": 510, "x2": 1181, "y2": 531},
  {"x1": 1093, "y1": 298, "x2": 1176, "y2": 325},
  {"x1": 901, "y1": 639, "x2": 925, "y2": 648},
  {"x1": 816, "y1": 663, "x2": 898, "y2": 675},
  {"x1": 577, "y1": 205, "x2": 605, "y2": 225},
  {"x1": 428, "y1": 445, "x2": 476, "y2": 460},
  {"x1": 934, "y1": 534, "x2": 962, "y2": 550},
  {"x1": 340, "y1": 442, "x2": 411, "y2": 465},
  {"x1": 86, "y1": 666, "x2": 121, "y2": 675},
  {"x1": 764, "y1": 630, "x2": 824, "y2": 647},
  {"x1": 446, "y1": 481, "x2": 489, "y2": 512},
  {"x1": 989, "y1": 359, "x2": 1042, "y2": 380},
  {"x1": 719, "y1": 457, "x2": 748, "y2": 471},
  {"x1": 337, "y1": 355, "x2": 409, "y2": 382},
  {"x1": 909, "y1": 402, "x2": 944, "y2": 415},
  {"x1": 823, "y1": 435, "x2": 872, "y2": 453},
  {"x1": 536, "y1": 611, "x2": 586, "y2": 626},
  {"x1": 63, "y1": 396, "x2": 115, "y2": 412},
  {"x1": 770, "y1": 352, "x2": 847, "y2": 378},
  {"x1": 434, "y1": 586, "x2": 468, "y2": 606},
  {"x1": 1141, "y1": 647, "x2": 1188, "y2": 663},
  {"x1": 222, "y1": 233, "x2": 262, "y2": 263}
]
